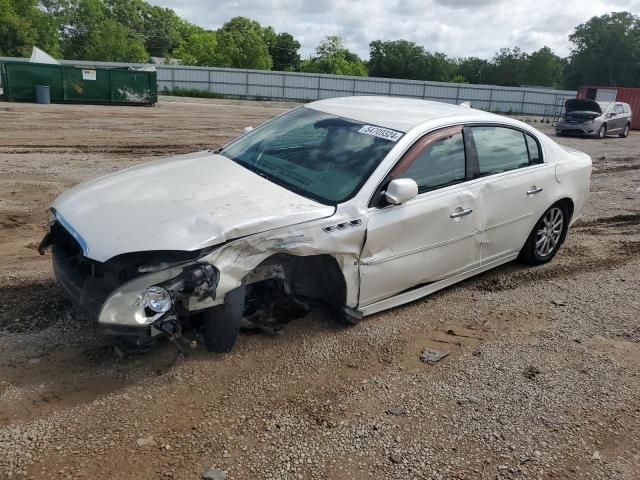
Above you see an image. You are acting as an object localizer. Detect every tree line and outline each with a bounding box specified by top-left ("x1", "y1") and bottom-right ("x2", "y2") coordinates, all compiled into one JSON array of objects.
[{"x1": 1, "y1": 1, "x2": 639, "y2": 89}]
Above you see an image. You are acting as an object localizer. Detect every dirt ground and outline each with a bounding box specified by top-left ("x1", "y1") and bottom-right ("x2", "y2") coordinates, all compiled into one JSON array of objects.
[{"x1": 0, "y1": 99, "x2": 639, "y2": 480}]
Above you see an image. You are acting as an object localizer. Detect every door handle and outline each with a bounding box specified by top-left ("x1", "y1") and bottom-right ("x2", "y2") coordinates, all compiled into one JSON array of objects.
[
  {"x1": 527, "y1": 186, "x2": 543, "y2": 195},
  {"x1": 450, "y1": 208, "x2": 473, "y2": 219}
]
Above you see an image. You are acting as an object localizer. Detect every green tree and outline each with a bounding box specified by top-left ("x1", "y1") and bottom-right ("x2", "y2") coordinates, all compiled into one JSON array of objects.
[
  {"x1": 140, "y1": 5, "x2": 184, "y2": 57},
  {"x1": 0, "y1": 0, "x2": 61, "y2": 57},
  {"x1": 369, "y1": 40, "x2": 429, "y2": 79},
  {"x1": 565, "y1": 11, "x2": 640, "y2": 87},
  {"x1": 455, "y1": 57, "x2": 491, "y2": 84},
  {"x1": 269, "y1": 32, "x2": 301, "y2": 71},
  {"x1": 302, "y1": 35, "x2": 367, "y2": 76},
  {"x1": 485, "y1": 47, "x2": 528, "y2": 86},
  {"x1": 84, "y1": 17, "x2": 148, "y2": 62},
  {"x1": 368, "y1": 39, "x2": 454, "y2": 81},
  {"x1": 173, "y1": 31, "x2": 217, "y2": 65},
  {"x1": 61, "y1": 0, "x2": 148, "y2": 62},
  {"x1": 525, "y1": 46, "x2": 565, "y2": 87},
  {"x1": 214, "y1": 17, "x2": 272, "y2": 69}
]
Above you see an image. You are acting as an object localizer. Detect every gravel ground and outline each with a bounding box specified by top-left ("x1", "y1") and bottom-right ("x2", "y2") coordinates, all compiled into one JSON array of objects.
[{"x1": 0, "y1": 100, "x2": 638, "y2": 480}]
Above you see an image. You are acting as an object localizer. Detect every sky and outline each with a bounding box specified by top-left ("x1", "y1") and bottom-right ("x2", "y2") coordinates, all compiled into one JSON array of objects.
[{"x1": 148, "y1": 0, "x2": 640, "y2": 59}]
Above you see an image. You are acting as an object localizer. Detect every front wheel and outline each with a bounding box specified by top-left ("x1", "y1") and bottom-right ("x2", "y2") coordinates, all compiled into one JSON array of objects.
[
  {"x1": 519, "y1": 204, "x2": 569, "y2": 265},
  {"x1": 202, "y1": 285, "x2": 245, "y2": 353},
  {"x1": 596, "y1": 124, "x2": 607, "y2": 139},
  {"x1": 619, "y1": 123, "x2": 630, "y2": 138}
]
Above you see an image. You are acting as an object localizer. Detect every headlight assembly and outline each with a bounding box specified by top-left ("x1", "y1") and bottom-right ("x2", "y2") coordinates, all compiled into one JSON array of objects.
[{"x1": 143, "y1": 286, "x2": 172, "y2": 313}]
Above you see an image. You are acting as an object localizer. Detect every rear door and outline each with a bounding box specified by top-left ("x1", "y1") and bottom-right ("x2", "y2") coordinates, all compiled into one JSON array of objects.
[
  {"x1": 467, "y1": 126, "x2": 552, "y2": 264},
  {"x1": 359, "y1": 126, "x2": 483, "y2": 306}
]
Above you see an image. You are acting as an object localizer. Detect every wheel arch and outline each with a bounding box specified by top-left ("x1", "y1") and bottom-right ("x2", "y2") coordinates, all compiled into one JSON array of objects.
[
  {"x1": 554, "y1": 197, "x2": 575, "y2": 223},
  {"x1": 245, "y1": 252, "x2": 348, "y2": 310}
]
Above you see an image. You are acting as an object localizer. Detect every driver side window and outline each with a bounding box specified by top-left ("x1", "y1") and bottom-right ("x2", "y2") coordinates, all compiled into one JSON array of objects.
[{"x1": 391, "y1": 126, "x2": 466, "y2": 194}]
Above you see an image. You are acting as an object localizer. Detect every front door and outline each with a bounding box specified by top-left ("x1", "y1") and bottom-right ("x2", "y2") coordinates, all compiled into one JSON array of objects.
[{"x1": 359, "y1": 126, "x2": 483, "y2": 306}]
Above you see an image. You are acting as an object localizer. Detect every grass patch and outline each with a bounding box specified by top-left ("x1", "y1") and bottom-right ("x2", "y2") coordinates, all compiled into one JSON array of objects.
[{"x1": 161, "y1": 87, "x2": 226, "y2": 99}]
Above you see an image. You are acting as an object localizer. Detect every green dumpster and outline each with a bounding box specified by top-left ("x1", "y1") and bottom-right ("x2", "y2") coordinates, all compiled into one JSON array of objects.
[{"x1": 0, "y1": 61, "x2": 157, "y2": 105}]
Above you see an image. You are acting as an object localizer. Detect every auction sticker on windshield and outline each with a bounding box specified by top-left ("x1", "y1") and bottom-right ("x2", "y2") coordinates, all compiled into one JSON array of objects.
[{"x1": 358, "y1": 125, "x2": 403, "y2": 142}]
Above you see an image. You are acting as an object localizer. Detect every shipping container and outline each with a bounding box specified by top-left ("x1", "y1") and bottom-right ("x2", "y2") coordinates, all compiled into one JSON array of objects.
[
  {"x1": 577, "y1": 86, "x2": 640, "y2": 129},
  {"x1": 0, "y1": 61, "x2": 156, "y2": 105}
]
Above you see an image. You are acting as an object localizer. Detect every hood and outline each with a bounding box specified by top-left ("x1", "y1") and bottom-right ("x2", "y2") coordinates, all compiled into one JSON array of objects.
[
  {"x1": 565, "y1": 99, "x2": 603, "y2": 114},
  {"x1": 52, "y1": 151, "x2": 335, "y2": 262}
]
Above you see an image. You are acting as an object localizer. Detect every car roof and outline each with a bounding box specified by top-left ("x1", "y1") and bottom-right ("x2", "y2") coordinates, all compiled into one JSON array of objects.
[{"x1": 305, "y1": 96, "x2": 501, "y2": 132}]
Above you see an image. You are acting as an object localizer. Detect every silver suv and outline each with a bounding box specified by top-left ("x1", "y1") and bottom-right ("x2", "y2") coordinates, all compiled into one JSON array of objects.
[{"x1": 556, "y1": 99, "x2": 632, "y2": 139}]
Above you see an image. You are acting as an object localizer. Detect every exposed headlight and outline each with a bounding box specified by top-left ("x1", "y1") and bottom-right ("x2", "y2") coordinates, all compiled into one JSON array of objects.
[{"x1": 143, "y1": 286, "x2": 172, "y2": 313}]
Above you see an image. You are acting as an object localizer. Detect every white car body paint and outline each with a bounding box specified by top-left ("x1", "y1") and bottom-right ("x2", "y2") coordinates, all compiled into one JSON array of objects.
[
  {"x1": 51, "y1": 151, "x2": 335, "y2": 262},
  {"x1": 46, "y1": 97, "x2": 591, "y2": 330}
]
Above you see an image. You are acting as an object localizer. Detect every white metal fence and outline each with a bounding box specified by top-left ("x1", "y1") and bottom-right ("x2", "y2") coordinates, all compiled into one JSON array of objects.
[
  {"x1": 157, "y1": 66, "x2": 576, "y2": 115},
  {"x1": 0, "y1": 56, "x2": 576, "y2": 115}
]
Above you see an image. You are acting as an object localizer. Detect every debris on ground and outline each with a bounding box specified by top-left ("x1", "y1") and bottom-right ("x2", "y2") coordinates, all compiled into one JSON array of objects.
[
  {"x1": 136, "y1": 437, "x2": 157, "y2": 448},
  {"x1": 202, "y1": 467, "x2": 227, "y2": 480},
  {"x1": 420, "y1": 348, "x2": 450, "y2": 364},
  {"x1": 385, "y1": 406, "x2": 409, "y2": 416},
  {"x1": 524, "y1": 366, "x2": 542, "y2": 379}
]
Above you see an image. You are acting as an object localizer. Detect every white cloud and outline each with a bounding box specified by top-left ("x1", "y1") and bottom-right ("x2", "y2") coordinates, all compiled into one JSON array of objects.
[{"x1": 149, "y1": 0, "x2": 639, "y2": 59}]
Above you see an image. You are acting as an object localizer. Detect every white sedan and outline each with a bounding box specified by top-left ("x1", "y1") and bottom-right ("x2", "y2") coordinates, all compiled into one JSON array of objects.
[{"x1": 39, "y1": 97, "x2": 592, "y2": 353}]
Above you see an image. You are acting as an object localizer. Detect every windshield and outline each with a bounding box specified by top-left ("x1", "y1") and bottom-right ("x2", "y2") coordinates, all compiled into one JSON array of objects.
[{"x1": 220, "y1": 107, "x2": 402, "y2": 204}]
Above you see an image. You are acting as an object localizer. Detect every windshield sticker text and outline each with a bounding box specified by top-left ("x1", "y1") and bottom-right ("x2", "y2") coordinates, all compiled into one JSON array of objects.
[{"x1": 358, "y1": 125, "x2": 403, "y2": 142}]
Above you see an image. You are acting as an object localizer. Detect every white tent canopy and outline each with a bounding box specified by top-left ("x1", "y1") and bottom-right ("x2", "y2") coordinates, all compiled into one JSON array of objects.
[{"x1": 29, "y1": 47, "x2": 59, "y2": 65}]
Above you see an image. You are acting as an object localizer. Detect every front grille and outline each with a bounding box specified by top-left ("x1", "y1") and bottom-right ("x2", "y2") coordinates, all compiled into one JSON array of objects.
[{"x1": 51, "y1": 223, "x2": 125, "y2": 318}]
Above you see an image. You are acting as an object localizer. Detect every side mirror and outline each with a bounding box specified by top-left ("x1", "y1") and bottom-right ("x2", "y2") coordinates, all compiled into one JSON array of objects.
[
  {"x1": 608, "y1": 112, "x2": 616, "y2": 118},
  {"x1": 384, "y1": 178, "x2": 418, "y2": 205},
  {"x1": 242, "y1": 126, "x2": 254, "y2": 135}
]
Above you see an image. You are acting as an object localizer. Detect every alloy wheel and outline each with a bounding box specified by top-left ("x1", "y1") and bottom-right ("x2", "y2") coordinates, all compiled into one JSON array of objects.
[
  {"x1": 598, "y1": 125, "x2": 606, "y2": 138},
  {"x1": 535, "y1": 207, "x2": 564, "y2": 258}
]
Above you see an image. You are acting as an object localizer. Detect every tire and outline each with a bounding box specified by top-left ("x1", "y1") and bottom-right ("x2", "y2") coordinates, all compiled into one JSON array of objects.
[
  {"x1": 619, "y1": 123, "x2": 630, "y2": 138},
  {"x1": 519, "y1": 204, "x2": 569, "y2": 266},
  {"x1": 596, "y1": 124, "x2": 607, "y2": 139},
  {"x1": 202, "y1": 285, "x2": 245, "y2": 353}
]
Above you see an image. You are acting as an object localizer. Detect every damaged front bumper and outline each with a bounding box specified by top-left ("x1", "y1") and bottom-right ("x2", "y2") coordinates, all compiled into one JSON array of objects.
[{"x1": 41, "y1": 217, "x2": 222, "y2": 346}]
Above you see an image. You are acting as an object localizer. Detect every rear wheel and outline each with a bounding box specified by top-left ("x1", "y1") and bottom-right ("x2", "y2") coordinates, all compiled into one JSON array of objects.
[
  {"x1": 519, "y1": 204, "x2": 569, "y2": 265},
  {"x1": 620, "y1": 123, "x2": 630, "y2": 138},
  {"x1": 597, "y1": 124, "x2": 607, "y2": 139}
]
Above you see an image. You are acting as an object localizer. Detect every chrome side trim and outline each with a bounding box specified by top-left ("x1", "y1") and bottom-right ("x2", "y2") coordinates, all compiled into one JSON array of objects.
[
  {"x1": 53, "y1": 209, "x2": 89, "y2": 256},
  {"x1": 360, "y1": 230, "x2": 481, "y2": 266},
  {"x1": 360, "y1": 253, "x2": 518, "y2": 316}
]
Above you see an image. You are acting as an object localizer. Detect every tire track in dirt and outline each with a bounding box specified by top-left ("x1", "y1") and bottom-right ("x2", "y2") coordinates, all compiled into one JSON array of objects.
[{"x1": 473, "y1": 210, "x2": 639, "y2": 293}]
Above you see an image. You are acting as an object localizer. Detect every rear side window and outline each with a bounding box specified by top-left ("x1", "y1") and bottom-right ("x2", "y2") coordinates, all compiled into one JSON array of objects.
[
  {"x1": 399, "y1": 131, "x2": 466, "y2": 193},
  {"x1": 471, "y1": 127, "x2": 530, "y2": 176},
  {"x1": 623, "y1": 104, "x2": 630, "y2": 113}
]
